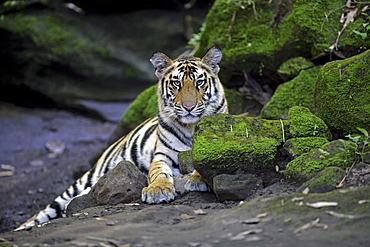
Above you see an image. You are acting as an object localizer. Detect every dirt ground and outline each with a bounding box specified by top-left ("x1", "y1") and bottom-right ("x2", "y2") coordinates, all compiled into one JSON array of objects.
[{"x1": 0, "y1": 102, "x2": 370, "y2": 246}]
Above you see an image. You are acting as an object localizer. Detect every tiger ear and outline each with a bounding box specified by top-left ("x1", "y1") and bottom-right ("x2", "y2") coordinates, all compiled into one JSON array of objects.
[
  {"x1": 150, "y1": 52, "x2": 173, "y2": 78},
  {"x1": 201, "y1": 47, "x2": 222, "y2": 75}
]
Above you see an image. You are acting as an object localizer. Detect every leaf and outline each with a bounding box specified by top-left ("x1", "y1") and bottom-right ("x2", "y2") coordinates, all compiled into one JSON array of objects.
[
  {"x1": 306, "y1": 201, "x2": 338, "y2": 208},
  {"x1": 357, "y1": 127, "x2": 369, "y2": 137},
  {"x1": 326, "y1": 210, "x2": 355, "y2": 219},
  {"x1": 0, "y1": 171, "x2": 14, "y2": 177},
  {"x1": 193, "y1": 209, "x2": 207, "y2": 215},
  {"x1": 353, "y1": 30, "x2": 367, "y2": 40},
  {"x1": 180, "y1": 214, "x2": 195, "y2": 220}
]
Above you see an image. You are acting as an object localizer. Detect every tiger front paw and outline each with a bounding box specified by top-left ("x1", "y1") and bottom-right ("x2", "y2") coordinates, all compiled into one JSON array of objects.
[
  {"x1": 141, "y1": 181, "x2": 176, "y2": 204},
  {"x1": 184, "y1": 172, "x2": 209, "y2": 192}
]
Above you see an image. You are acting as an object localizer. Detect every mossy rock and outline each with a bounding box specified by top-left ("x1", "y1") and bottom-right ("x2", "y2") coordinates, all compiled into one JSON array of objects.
[
  {"x1": 277, "y1": 57, "x2": 315, "y2": 81},
  {"x1": 314, "y1": 49, "x2": 370, "y2": 136},
  {"x1": 283, "y1": 137, "x2": 329, "y2": 158},
  {"x1": 285, "y1": 140, "x2": 356, "y2": 183},
  {"x1": 178, "y1": 150, "x2": 194, "y2": 174},
  {"x1": 192, "y1": 114, "x2": 289, "y2": 188},
  {"x1": 195, "y1": 0, "x2": 370, "y2": 84},
  {"x1": 288, "y1": 106, "x2": 330, "y2": 138},
  {"x1": 297, "y1": 167, "x2": 346, "y2": 193},
  {"x1": 0, "y1": 13, "x2": 153, "y2": 102},
  {"x1": 260, "y1": 68, "x2": 320, "y2": 119}
]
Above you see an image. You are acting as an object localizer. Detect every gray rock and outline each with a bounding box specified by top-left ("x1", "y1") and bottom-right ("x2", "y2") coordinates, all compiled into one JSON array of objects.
[
  {"x1": 67, "y1": 160, "x2": 147, "y2": 216},
  {"x1": 213, "y1": 173, "x2": 263, "y2": 201}
]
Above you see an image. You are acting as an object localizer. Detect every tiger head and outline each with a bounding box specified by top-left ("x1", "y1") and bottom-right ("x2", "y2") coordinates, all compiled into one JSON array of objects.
[{"x1": 150, "y1": 47, "x2": 228, "y2": 125}]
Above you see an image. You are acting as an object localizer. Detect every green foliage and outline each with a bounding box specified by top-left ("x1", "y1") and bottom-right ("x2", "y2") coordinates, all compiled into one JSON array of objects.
[
  {"x1": 344, "y1": 127, "x2": 370, "y2": 162},
  {"x1": 352, "y1": 12, "x2": 370, "y2": 48},
  {"x1": 187, "y1": 22, "x2": 206, "y2": 48}
]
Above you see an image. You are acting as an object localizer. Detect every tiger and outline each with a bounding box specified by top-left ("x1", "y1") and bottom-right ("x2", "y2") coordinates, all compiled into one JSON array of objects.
[{"x1": 15, "y1": 47, "x2": 228, "y2": 231}]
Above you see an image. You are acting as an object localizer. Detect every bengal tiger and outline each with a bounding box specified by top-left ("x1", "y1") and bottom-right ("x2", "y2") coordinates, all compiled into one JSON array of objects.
[{"x1": 15, "y1": 47, "x2": 228, "y2": 231}]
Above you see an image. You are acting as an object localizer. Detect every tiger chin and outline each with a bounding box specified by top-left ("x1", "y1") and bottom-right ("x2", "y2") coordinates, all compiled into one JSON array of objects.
[{"x1": 15, "y1": 47, "x2": 228, "y2": 231}]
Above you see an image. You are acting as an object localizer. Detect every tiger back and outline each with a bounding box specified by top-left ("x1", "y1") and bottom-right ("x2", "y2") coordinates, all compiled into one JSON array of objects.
[{"x1": 16, "y1": 47, "x2": 228, "y2": 231}]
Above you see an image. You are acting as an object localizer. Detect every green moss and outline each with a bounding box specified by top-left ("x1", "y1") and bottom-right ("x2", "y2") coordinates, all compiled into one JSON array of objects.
[
  {"x1": 285, "y1": 140, "x2": 356, "y2": 183},
  {"x1": 260, "y1": 68, "x2": 320, "y2": 119},
  {"x1": 288, "y1": 106, "x2": 330, "y2": 138},
  {"x1": 297, "y1": 167, "x2": 346, "y2": 193},
  {"x1": 192, "y1": 114, "x2": 289, "y2": 181},
  {"x1": 283, "y1": 137, "x2": 329, "y2": 157},
  {"x1": 277, "y1": 57, "x2": 315, "y2": 81},
  {"x1": 195, "y1": 0, "x2": 369, "y2": 83},
  {"x1": 0, "y1": 14, "x2": 86, "y2": 56},
  {"x1": 314, "y1": 49, "x2": 370, "y2": 136}
]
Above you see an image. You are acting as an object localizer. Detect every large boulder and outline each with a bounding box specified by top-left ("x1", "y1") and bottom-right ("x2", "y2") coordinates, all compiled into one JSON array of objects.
[
  {"x1": 314, "y1": 49, "x2": 370, "y2": 136},
  {"x1": 0, "y1": 0, "x2": 208, "y2": 104},
  {"x1": 260, "y1": 67, "x2": 320, "y2": 119},
  {"x1": 194, "y1": 0, "x2": 370, "y2": 86}
]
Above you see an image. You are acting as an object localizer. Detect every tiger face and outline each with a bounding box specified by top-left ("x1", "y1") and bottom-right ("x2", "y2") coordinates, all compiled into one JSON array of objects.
[{"x1": 150, "y1": 47, "x2": 227, "y2": 125}]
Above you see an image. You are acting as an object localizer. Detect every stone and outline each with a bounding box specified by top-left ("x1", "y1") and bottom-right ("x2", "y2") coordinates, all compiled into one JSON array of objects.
[
  {"x1": 277, "y1": 57, "x2": 315, "y2": 81},
  {"x1": 285, "y1": 140, "x2": 356, "y2": 183},
  {"x1": 297, "y1": 167, "x2": 346, "y2": 193},
  {"x1": 66, "y1": 160, "x2": 147, "y2": 215},
  {"x1": 178, "y1": 150, "x2": 195, "y2": 174},
  {"x1": 195, "y1": 0, "x2": 369, "y2": 86},
  {"x1": 260, "y1": 68, "x2": 320, "y2": 120},
  {"x1": 288, "y1": 106, "x2": 330, "y2": 138},
  {"x1": 283, "y1": 137, "x2": 329, "y2": 158},
  {"x1": 213, "y1": 173, "x2": 263, "y2": 201},
  {"x1": 315, "y1": 49, "x2": 370, "y2": 136},
  {"x1": 90, "y1": 160, "x2": 147, "y2": 205},
  {"x1": 192, "y1": 114, "x2": 288, "y2": 190}
]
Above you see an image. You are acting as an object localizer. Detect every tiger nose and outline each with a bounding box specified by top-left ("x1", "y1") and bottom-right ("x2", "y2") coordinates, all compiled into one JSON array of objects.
[{"x1": 183, "y1": 104, "x2": 195, "y2": 112}]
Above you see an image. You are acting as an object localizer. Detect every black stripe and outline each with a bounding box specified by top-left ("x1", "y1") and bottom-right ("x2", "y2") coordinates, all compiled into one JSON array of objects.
[
  {"x1": 140, "y1": 124, "x2": 157, "y2": 153},
  {"x1": 158, "y1": 132, "x2": 180, "y2": 152},
  {"x1": 214, "y1": 97, "x2": 226, "y2": 113},
  {"x1": 158, "y1": 115, "x2": 191, "y2": 147},
  {"x1": 50, "y1": 201, "x2": 63, "y2": 218},
  {"x1": 85, "y1": 168, "x2": 95, "y2": 189},
  {"x1": 72, "y1": 183, "x2": 79, "y2": 197},
  {"x1": 154, "y1": 152, "x2": 178, "y2": 168},
  {"x1": 97, "y1": 137, "x2": 123, "y2": 175},
  {"x1": 64, "y1": 188, "x2": 71, "y2": 199},
  {"x1": 211, "y1": 78, "x2": 218, "y2": 95},
  {"x1": 130, "y1": 135, "x2": 140, "y2": 165}
]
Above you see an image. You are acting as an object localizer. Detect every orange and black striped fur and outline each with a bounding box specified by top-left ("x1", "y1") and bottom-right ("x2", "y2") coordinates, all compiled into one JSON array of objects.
[{"x1": 16, "y1": 47, "x2": 228, "y2": 230}]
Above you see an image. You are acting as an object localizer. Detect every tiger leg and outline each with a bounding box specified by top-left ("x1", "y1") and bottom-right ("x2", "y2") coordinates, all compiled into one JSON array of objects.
[
  {"x1": 184, "y1": 169, "x2": 209, "y2": 192},
  {"x1": 141, "y1": 161, "x2": 176, "y2": 204}
]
